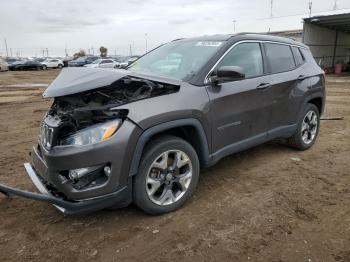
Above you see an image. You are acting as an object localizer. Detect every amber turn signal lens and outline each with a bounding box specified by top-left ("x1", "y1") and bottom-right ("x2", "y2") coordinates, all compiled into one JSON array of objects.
[{"x1": 102, "y1": 126, "x2": 118, "y2": 141}]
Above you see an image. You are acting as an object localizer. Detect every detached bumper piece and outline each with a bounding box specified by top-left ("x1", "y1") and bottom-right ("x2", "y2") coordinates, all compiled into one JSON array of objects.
[{"x1": 0, "y1": 163, "x2": 131, "y2": 215}]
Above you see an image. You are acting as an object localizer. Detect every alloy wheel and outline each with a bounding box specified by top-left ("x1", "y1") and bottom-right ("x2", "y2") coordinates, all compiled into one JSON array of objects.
[
  {"x1": 146, "y1": 150, "x2": 193, "y2": 206},
  {"x1": 301, "y1": 110, "x2": 318, "y2": 144}
]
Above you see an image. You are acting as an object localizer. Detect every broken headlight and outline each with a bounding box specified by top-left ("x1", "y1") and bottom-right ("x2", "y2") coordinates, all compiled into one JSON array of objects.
[{"x1": 61, "y1": 119, "x2": 122, "y2": 146}]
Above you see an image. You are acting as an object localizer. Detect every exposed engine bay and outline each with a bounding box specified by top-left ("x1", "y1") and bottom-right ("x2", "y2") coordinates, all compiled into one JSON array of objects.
[{"x1": 41, "y1": 76, "x2": 180, "y2": 149}]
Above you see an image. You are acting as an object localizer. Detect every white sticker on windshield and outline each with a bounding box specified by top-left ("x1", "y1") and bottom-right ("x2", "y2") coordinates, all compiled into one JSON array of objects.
[{"x1": 196, "y1": 41, "x2": 223, "y2": 47}]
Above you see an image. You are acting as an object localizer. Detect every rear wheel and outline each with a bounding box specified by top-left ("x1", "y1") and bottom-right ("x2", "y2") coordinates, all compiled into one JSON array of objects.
[
  {"x1": 133, "y1": 136, "x2": 200, "y2": 215},
  {"x1": 288, "y1": 103, "x2": 320, "y2": 150}
]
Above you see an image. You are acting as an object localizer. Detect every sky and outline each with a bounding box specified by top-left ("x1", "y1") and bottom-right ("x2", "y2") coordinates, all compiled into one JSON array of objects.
[{"x1": 0, "y1": 0, "x2": 349, "y2": 57}]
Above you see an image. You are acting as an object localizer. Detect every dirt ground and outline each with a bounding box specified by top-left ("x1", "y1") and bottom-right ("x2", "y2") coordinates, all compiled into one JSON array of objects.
[{"x1": 0, "y1": 70, "x2": 349, "y2": 262}]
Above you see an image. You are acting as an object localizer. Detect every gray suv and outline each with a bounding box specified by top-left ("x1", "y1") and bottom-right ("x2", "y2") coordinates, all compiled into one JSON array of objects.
[{"x1": 0, "y1": 33, "x2": 325, "y2": 215}]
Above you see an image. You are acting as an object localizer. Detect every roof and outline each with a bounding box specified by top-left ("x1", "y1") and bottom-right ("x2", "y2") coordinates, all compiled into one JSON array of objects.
[{"x1": 304, "y1": 13, "x2": 350, "y2": 33}]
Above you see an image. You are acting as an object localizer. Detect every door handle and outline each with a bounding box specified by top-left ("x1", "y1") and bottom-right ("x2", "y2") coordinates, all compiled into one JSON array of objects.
[
  {"x1": 256, "y1": 83, "x2": 271, "y2": 90},
  {"x1": 297, "y1": 75, "x2": 307, "y2": 81}
]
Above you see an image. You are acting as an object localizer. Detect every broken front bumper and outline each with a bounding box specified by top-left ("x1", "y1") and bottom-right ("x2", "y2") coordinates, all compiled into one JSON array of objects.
[{"x1": 0, "y1": 163, "x2": 132, "y2": 215}]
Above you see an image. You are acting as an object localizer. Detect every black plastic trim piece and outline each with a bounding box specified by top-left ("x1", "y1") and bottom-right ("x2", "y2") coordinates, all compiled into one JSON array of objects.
[{"x1": 129, "y1": 118, "x2": 210, "y2": 176}]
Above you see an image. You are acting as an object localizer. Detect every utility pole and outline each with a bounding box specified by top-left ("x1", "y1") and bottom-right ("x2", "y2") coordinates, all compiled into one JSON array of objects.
[
  {"x1": 10, "y1": 48, "x2": 12, "y2": 57},
  {"x1": 91, "y1": 46, "x2": 94, "y2": 55},
  {"x1": 46, "y1": 48, "x2": 49, "y2": 57},
  {"x1": 145, "y1": 33, "x2": 148, "y2": 53},
  {"x1": 308, "y1": 1, "x2": 313, "y2": 17},
  {"x1": 129, "y1": 44, "x2": 132, "y2": 56},
  {"x1": 4, "y1": 38, "x2": 9, "y2": 57},
  {"x1": 233, "y1": 20, "x2": 237, "y2": 32},
  {"x1": 333, "y1": 0, "x2": 338, "y2": 10},
  {"x1": 270, "y1": 0, "x2": 273, "y2": 18}
]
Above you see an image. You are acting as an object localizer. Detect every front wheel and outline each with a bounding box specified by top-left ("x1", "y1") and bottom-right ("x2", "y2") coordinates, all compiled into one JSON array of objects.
[
  {"x1": 57, "y1": 64, "x2": 63, "y2": 69},
  {"x1": 133, "y1": 136, "x2": 200, "y2": 215},
  {"x1": 288, "y1": 103, "x2": 320, "y2": 150},
  {"x1": 42, "y1": 65, "x2": 47, "y2": 70}
]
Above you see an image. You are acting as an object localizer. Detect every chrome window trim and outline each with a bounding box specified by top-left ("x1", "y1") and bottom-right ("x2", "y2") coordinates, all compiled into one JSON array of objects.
[{"x1": 204, "y1": 40, "x2": 307, "y2": 84}]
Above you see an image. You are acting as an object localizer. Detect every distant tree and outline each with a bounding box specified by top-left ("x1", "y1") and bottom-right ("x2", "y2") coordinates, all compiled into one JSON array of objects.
[
  {"x1": 99, "y1": 46, "x2": 108, "y2": 57},
  {"x1": 73, "y1": 49, "x2": 86, "y2": 59}
]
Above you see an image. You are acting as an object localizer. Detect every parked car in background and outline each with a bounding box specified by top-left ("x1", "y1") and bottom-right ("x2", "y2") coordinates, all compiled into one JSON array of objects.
[
  {"x1": 35, "y1": 58, "x2": 47, "y2": 63},
  {"x1": 83, "y1": 58, "x2": 119, "y2": 68},
  {"x1": 9, "y1": 60, "x2": 43, "y2": 70},
  {"x1": 0, "y1": 58, "x2": 9, "y2": 71},
  {"x1": 5, "y1": 58, "x2": 21, "y2": 65},
  {"x1": 41, "y1": 59, "x2": 64, "y2": 69},
  {"x1": 118, "y1": 56, "x2": 140, "y2": 69},
  {"x1": 68, "y1": 56, "x2": 100, "y2": 67}
]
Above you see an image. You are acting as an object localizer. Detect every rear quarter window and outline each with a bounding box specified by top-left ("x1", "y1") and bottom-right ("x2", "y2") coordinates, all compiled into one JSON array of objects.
[
  {"x1": 265, "y1": 43, "x2": 296, "y2": 74},
  {"x1": 292, "y1": 47, "x2": 305, "y2": 66}
]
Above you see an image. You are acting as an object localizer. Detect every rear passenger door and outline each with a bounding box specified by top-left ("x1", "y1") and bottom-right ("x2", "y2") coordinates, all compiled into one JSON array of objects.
[{"x1": 263, "y1": 43, "x2": 308, "y2": 134}]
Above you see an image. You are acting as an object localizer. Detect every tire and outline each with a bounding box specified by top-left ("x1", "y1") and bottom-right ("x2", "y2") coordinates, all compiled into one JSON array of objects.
[
  {"x1": 288, "y1": 103, "x2": 320, "y2": 150},
  {"x1": 57, "y1": 64, "x2": 63, "y2": 69},
  {"x1": 133, "y1": 135, "x2": 200, "y2": 215},
  {"x1": 42, "y1": 65, "x2": 47, "y2": 70}
]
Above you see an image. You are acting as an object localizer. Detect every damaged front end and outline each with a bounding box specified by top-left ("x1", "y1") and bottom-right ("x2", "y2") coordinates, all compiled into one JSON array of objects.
[{"x1": 0, "y1": 68, "x2": 180, "y2": 214}]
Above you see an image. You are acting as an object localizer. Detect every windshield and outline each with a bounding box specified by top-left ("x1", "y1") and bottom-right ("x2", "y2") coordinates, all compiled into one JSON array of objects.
[
  {"x1": 128, "y1": 40, "x2": 223, "y2": 81},
  {"x1": 74, "y1": 57, "x2": 86, "y2": 62},
  {"x1": 91, "y1": 59, "x2": 102, "y2": 64},
  {"x1": 6, "y1": 58, "x2": 17, "y2": 63}
]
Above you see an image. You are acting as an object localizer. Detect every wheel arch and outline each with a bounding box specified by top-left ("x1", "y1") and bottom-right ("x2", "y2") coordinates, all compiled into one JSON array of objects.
[
  {"x1": 307, "y1": 96, "x2": 323, "y2": 115},
  {"x1": 129, "y1": 118, "x2": 210, "y2": 176}
]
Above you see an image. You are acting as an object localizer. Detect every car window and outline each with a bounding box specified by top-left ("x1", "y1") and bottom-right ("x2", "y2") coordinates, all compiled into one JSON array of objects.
[
  {"x1": 101, "y1": 60, "x2": 112, "y2": 64},
  {"x1": 217, "y1": 42, "x2": 263, "y2": 78},
  {"x1": 265, "y1": 43, "x2": 295, "y2": 73},
  {"x1": 299, "y1": 48, "x2": 315, "y2": 63},
  {"x1": 292, "y1": 47, "x2": 305, "y2": 66}
]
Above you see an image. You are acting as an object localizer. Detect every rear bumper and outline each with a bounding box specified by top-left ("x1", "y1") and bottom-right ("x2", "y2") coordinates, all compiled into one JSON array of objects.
[{"x1": 0, "y1": 163, "x2": 132, "y2": 215}]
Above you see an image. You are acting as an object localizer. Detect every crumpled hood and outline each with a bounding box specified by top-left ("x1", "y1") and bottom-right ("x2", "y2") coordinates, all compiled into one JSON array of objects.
[{"x1": 43, "y1": 67, "x2": 182, "y2": 98}]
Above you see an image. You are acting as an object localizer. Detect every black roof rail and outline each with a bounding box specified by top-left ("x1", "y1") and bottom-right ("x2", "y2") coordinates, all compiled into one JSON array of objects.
[{"x1": 171, "y1": 38, "x2": 185, "y2": 42}]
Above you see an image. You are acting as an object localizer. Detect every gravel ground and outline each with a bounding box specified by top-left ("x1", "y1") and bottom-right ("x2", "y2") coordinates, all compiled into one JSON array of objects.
[{"x1": 0, "y1": 70, "x2": 349, "y2": 262}]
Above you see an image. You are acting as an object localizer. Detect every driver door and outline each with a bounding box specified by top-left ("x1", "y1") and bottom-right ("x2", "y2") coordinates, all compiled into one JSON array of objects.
[{"x1": 206, "y1": 42, "x2": 273, "y2": 153}]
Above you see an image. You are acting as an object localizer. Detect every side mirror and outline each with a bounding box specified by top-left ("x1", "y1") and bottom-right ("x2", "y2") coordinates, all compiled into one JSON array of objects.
[{"x1": 209, "y1": 66, "x2": 245, "y2": 84}]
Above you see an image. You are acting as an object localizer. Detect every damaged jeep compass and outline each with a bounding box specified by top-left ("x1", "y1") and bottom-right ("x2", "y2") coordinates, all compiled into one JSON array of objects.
[{"x1": 0, "y1": 33, "x2": 325, "y2": 215}]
